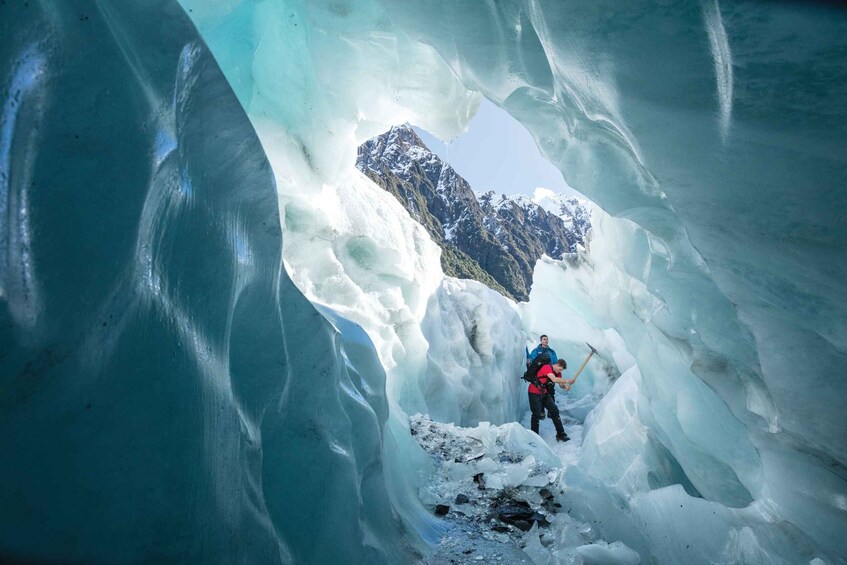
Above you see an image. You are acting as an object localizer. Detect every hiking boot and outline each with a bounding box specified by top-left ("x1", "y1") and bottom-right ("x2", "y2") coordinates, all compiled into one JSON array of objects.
[{"x1": 556, "y1": 433, "x2": 570, "y2": 443}]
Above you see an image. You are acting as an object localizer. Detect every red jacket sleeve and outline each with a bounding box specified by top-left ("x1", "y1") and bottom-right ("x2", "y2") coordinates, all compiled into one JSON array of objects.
[{"x1": 537, "y1": 364, "x2": 554, "y2": 379}]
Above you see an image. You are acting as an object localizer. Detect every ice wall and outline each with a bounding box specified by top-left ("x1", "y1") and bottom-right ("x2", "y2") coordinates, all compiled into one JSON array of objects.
[
  {"x1": 277, "y1": 166, "x2": 526, "y2": 426},
  {"x1": 180, "y1": 0, "x2": 847, "y2": 562},
  {"x1": 185, "y1": 0, "x2": 528, "y2": 427},
  {"x1": 420, "y1": 278, "x2": 526, "y2": 426},
  {"x1": 526, "y1": 209, "x2": 846, "y2": 562},
  {"x1": 0, "y1": 2, "x2": 415, "y2": 563}
]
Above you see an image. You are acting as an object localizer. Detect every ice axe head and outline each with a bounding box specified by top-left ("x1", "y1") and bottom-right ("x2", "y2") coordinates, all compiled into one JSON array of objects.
[{"x1": 586, "y1": 342, "x2": 598, "y2": 355}]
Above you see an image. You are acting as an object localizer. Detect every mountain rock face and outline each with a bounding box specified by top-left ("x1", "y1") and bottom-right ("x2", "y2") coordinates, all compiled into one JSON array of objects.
[{"x1": 356, "y1": 125, "x2": 590, "y2": 301}]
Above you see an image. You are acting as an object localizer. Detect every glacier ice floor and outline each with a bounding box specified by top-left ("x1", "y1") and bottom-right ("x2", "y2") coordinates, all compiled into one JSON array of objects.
[{"x1": 411, "y1": 395, "x2": 640, "y2": 565}]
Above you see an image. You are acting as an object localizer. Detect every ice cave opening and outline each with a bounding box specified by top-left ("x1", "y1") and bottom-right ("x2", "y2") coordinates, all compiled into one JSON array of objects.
[{"x1": 2, "y1": 1, "x2": 846, "y2": 564}]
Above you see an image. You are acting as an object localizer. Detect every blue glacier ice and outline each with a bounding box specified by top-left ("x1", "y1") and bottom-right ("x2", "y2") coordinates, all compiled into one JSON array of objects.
[
  {"x1": 3, "y1": 0, "x2": 847, "y2": 563},
  {"x1": 1, "y1": 1, "x2": 415, "y2": 563}
]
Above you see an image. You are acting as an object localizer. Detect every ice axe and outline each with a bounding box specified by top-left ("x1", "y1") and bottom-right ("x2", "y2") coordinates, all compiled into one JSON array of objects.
[{"x1": 569, "y1": 342, "x2": 599, "y2": 385}]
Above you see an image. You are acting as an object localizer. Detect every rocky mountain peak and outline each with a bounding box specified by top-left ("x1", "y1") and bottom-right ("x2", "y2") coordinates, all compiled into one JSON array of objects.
[{"x1": 356, "y1": 125, "x2": 591, "y2": 302}]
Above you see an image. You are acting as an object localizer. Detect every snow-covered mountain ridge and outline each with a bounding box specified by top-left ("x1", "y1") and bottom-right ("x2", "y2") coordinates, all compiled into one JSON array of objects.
[{"x1": 357, "y1": 125, "x2": 590, "y2": 302}]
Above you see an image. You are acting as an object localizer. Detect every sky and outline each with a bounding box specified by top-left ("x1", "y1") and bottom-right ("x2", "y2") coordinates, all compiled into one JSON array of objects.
[{"x1": 413, "y1": 98, "x2": 580, "y2": 198}]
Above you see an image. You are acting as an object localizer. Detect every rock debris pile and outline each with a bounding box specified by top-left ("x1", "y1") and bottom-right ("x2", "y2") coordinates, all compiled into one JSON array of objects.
[{"x1": 411, "y1": 415, "x2": 640, "y2": 564}]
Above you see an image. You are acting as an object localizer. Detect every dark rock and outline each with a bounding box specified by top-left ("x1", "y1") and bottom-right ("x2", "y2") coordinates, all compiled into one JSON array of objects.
[
  {"x1": 532, "y1": 512, "x2": 550, "y2": 527},
  {"x1": 492, "y1": 525, "x2": 511, "y2": 533},
  {"x1": 455, "y1": 494, "x2": 470, "y2": 504},
  {"x1": 473, "y1": 473, "x2": 486, "y2": 490},
  {"x1": 435, "y1": 504, "x2": 450, "y2": 516},
  {"x1": 495, "y1": 499, "x2": 533, "y2": 524},
  {"x1": 513, "y1": 520, "x2": 533, "y2": 532},
  {"x1": 539, "y1": 488, "x2": 554, "y2": 501}
]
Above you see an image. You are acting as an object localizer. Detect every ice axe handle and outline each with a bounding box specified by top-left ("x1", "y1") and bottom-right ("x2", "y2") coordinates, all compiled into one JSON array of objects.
[{"x1": 571, "y1": 343, "x2": 598, "y2": 382}]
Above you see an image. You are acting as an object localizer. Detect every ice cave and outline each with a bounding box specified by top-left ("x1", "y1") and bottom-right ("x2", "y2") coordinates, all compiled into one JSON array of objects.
[{"x1": 1, "y1": 1, "x2": 845, "y2": 563}]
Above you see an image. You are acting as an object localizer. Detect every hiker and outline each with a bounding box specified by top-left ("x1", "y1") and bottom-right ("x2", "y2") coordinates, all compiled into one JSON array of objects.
[
  {"x1": 527, "y1": 334, "x2": 557, "y2": 366},
  {"x1": 528, "y1": 359, "x2": 574, "y2": 442}
]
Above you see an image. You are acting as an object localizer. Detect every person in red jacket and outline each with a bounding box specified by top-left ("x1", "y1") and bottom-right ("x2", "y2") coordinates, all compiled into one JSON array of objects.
[{"x1": 529, "y1": 359, "x2": 574, "y2": 442}]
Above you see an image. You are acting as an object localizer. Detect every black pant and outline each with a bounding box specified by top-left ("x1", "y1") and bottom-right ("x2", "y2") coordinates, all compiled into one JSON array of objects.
[{"x1": 529, "y1": 392, "x2": 565, "y2": 436}]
